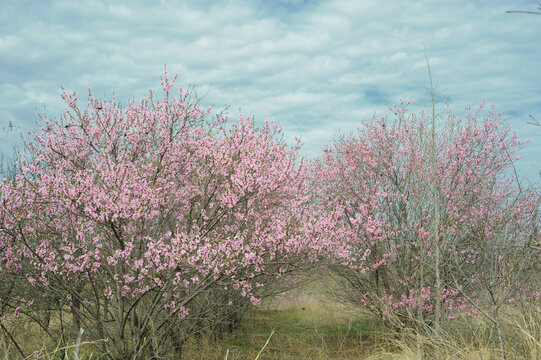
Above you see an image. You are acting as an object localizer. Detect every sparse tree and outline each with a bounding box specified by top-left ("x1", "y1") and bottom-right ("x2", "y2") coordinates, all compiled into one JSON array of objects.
[{"x1": 312, "y1": 100, "x2": 540, "y2": 358}]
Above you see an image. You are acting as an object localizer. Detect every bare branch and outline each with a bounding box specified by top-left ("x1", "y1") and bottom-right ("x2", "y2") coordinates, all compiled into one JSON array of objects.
[{"x1": 507, "y1": 1, "x2": 541, "y2": 15}]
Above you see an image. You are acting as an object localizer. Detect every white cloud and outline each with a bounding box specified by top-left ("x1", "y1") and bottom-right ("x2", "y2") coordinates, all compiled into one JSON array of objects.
[{"x1": 0, "y1": 0, "x2": 539, "y2": 180}]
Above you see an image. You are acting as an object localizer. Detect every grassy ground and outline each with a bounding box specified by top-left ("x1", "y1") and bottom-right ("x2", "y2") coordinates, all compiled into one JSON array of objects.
[
  {"x1": 2, "y1": 279, "x2": 540, "y2": 359},
  {"x1": 181, "y1": 287, "x2": 380, "y2": 360},
  {"x1": 181, "y1": 279, "x2": 541, "y2": 360}
]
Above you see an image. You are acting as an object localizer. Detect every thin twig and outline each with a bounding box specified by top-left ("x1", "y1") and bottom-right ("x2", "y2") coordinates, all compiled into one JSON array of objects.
[
  {"x1": 506, "y1": 10, "x2": 541, "y2": 15},
  {"x1": 0, "y1": 323, "x2": 25, "y2": 359},
  {"x1": 74, "y1": 328, "x2": 84, "y2": 360},
  {"x1": 254, "y1": 327, "x2": 275, "y2": 360}
]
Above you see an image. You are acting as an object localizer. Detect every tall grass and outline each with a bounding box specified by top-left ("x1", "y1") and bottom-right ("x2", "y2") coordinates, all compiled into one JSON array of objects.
[{"x1": 2, "y1": 281, "x2": 540, "y2": 359}]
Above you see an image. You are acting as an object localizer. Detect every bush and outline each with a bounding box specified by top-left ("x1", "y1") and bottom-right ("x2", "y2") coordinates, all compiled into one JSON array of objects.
[
  {"x1": 312, "y1": 100, "x2": 540, "y2": 355},
  {"x1": 0, "y1": 73, "x2": 321, "y2": 359}
]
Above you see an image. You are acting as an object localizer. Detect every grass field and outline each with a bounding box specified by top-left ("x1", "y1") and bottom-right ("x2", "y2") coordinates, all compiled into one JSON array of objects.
[
  {"x1": 180, "y1": 280, "x2": 541, "y2": 360},
  {"x1": 1, "y1": 279, "x2": 540, "y2": 359},
  {"x1": 180, "y1": 284, "x2": 380, "y2": 360}
]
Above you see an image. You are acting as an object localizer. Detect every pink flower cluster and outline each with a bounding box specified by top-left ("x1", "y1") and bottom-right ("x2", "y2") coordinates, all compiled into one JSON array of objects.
[
  {"x1": 311, "y1": 101, "x2": 540, "y2": 323},
  {"x1": 0, "y1": 73, "x2": 330, "y2": 325}
]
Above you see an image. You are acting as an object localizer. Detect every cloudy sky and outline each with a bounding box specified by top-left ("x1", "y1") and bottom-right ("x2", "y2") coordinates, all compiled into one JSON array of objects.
[{"x1": 1, "y1": 0, "x2": 540, "y2": 181}]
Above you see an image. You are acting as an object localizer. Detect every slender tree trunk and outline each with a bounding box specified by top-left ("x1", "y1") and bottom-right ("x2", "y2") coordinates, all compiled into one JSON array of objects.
[
  {"x1": 72, "y1": 296, "x2": 81, "y2": 331},
  {"x1": 417, "y1": 207, "x2": 426, "y2": 332},
  {"x1": 492, "y1": 307, "x2": 506, "y2": 360},
  {"x1": 425, "y1": 46, "x2": 441, "y2": 334},
  {"x1": 433, "y1": 228, "x2": 441, "y2": 332}
]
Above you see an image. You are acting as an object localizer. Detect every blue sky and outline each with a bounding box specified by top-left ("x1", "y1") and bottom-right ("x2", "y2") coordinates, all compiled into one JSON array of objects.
[{"x1": 1, "y1": 0, "x2": 540, "y2": 181}]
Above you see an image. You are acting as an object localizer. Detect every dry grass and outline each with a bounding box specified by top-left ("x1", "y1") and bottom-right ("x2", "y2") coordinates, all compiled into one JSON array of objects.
[
  {"x1": 0, "y1": 312, "x2": 104, "y2": 360},
  {"x1": 180, "y1": 279, "x2": 378, "y2": 359},
  {"x1": 2, "y1": 280, "x2": 540, "y2": 359},
  {"x1": 181, "y1": 279, "x2": 541, "y2": 360}
]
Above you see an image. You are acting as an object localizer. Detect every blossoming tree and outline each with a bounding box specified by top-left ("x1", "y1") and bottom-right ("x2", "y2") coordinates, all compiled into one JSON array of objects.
[
  {"x1": 0, "y1": 74, "x2": 323, "y2": 359},
  {"x1": 312, "y1": 101, "x2": 540, "y2": 348}
]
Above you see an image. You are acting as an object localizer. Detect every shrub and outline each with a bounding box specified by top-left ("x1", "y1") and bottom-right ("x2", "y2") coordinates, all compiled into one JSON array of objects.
[
  {"x1": 0, "y1": 73, "x2": 322, "y2": 359},
  {"x1": 312, "y1": 100, "x2": 540, "y2": 355}
]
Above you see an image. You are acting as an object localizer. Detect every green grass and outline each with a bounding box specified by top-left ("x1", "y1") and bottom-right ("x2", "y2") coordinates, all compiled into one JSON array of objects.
[
  {"x1": 2, "y1": 278, "x2": 540, "y2": 359},
  {"x1": 183, "y1": 312, "x2": 375, "y2": 359},
  {"x1": 181, "y1": 283, "x2": 380, "y2": 359}
]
